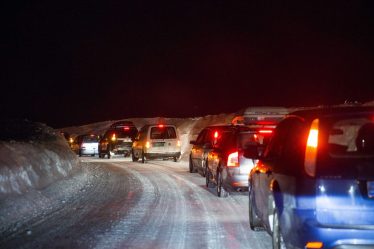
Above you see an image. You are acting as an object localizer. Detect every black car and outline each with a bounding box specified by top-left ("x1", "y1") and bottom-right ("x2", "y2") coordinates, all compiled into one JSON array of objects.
[
  {"x1": 189, "y1": 125, "x2": 235, "y2": 176},
  {"x1": 98, "y1": 121, "x2": 138, "y2": 158}
]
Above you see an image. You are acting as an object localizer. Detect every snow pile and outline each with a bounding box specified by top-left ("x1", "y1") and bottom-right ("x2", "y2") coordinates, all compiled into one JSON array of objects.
[
  {"x1": 61, "y1": 113, "x2": 236, "y2": 160},
  {"x1": 0, "y1": 119, "x2": 79, "y2": 196}
]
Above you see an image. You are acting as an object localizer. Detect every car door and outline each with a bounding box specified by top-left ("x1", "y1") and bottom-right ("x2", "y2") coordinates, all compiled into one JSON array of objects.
[
  {"x1": 256, "y1": 120, "x2": 289, "y2": 224},
  {"x1": 191, "y1": 129, "x2": 208, "y2": 172}
]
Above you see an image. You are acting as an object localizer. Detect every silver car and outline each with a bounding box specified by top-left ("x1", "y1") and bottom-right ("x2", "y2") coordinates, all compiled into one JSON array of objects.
[{"x1": 71, "y1": 134, "x2": 99, "y2": 157}]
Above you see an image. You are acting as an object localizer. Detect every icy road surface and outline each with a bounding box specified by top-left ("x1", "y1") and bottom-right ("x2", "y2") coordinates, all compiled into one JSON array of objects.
[{"x1": 0, "y1": 158, "x2": 272, "y2": 249}]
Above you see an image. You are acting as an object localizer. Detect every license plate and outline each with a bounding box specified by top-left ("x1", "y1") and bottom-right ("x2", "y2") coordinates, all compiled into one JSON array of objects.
[
  {"x1": 367, "y1": 181, "x2": 374, "y2": 198},
  {"x1": 153, "y1": 142, "x2": 164, "y2": 147}
]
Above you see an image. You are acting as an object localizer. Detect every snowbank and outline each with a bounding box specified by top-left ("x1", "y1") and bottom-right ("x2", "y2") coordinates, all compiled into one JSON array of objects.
[{"x1": 0, "y1": 120, "x2": 80, "y2": 196}]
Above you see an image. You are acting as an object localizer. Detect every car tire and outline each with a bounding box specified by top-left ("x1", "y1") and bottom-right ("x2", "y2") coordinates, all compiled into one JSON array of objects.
[
  {"x1": 249, "y1": 188, "x2": 263, "y2": 231},
  {"x1": 202, "y1": 160, "x2": 207, "y2": 177},
  {"x1": 107, "y1": 151, "x2": 111, "y2": 159},
  {"x1": 216, "y1": 169, "x2": 228, "y2": 198},
  {"x1": 272, "y1": 208, "x2": 286, "y2": 249},
  {"x1": 132, "y1": 150, "x2": 139, "y2": 162},
  {"x1": 189, "y1": 157, "x2": 195, "y2": 173},
  {"x1": 141, "y1": 150, "x2": 145, "y2": 164},
  {"x1": 205, "y1": 167, "x2": 214, "y2": 188}
]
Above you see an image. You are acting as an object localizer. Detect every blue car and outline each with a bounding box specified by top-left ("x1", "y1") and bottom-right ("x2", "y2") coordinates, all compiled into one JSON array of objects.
[{"x1": 249, "y1": 105, "x2": 374, "y2": 249}]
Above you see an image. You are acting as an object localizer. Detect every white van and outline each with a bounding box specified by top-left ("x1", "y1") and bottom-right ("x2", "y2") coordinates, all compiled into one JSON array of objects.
[{"x1": 132, "y1": 124, "x2": 181, "y2": 163}]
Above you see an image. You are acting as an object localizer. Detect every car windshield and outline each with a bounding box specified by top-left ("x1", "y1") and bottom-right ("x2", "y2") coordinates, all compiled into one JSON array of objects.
[{"x1": 150, "y1": 127, "x2": 177, "y2": 139}]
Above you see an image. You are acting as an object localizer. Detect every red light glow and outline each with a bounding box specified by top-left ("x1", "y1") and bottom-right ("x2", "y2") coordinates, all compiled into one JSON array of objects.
[
  {"x1": 158, "y1": 124, "x2": 164, "y2": 128},
  {"x1": 258, "y1": 130, "x2": 273, "y2": 134},
  {"x1": 214, "y1": 131, "x2": 219, "y2": 139},
  {"x1": 124, "y1": 126, "x2": 130, "y2": 130},
  {"x1": 227, "y1": 151, "x2": 239, "y2": 167}
]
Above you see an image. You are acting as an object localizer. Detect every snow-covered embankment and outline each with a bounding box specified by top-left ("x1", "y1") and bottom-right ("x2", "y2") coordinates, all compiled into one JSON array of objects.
[{"x1": 0, "y1": 120, "x2": 80, "y2": 196}]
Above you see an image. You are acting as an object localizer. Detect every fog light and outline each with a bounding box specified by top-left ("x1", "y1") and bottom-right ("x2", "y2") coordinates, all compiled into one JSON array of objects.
[{"x1": 305, "y1": 242, "x2": 323, "y2": 249}]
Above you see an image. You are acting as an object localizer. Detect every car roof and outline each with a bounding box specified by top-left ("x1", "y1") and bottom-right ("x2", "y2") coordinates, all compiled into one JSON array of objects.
[
  {"x1": 288, "y1": 105, "x2": 374, "y2": 121},
  {"x1": 109, "y1": 120, "x2": 135, "y2": 128}
]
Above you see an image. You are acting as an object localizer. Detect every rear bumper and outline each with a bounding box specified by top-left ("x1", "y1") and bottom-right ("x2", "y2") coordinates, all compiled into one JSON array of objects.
[
  {"x1": 223, "y1": 168, "x2": 249, "y2": 189},
  {"x1": 144, "y1": 152, "x2": 181, "y2": 159},
  {"x1": 286, "y1": 209, "x2": 374, "y2": 249}
]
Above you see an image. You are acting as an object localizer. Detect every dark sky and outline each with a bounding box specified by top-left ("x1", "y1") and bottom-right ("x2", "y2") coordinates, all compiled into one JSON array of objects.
[{"x1": 2, "y1": 1, "x2": 374, "y2": 128}]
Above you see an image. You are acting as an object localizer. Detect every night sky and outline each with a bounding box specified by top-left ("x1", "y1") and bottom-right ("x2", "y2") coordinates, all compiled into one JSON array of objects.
[{"x1": 3, "y1": 1, "x2": 374, "y2": 128}]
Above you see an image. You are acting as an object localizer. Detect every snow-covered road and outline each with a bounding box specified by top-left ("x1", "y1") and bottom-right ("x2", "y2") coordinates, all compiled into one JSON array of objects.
[{"x1": 0, "y1": 158, "x2": 271, "y2": 249}]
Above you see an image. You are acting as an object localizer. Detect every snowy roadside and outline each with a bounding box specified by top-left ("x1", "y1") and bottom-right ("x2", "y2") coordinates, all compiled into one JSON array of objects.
[
  {"x1": 0, "y1": 119, "x2": 80, "y2": 196},
  {"x1": 0, "y1": 113, "x2": 234, "y2": 196}
]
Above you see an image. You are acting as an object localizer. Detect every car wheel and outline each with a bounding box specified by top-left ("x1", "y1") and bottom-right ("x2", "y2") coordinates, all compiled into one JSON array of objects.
[
  {"x1": 216, "y1": 169, "x2": 228, "y2": 198},
  {"x1": 205, "y1": 167, "x2": 214, "y2": 188},
  {"x1": 107, "y1": 151, "x2": 111, "y2": 159},
  {"x1": 141, "y1": 150, "x2": 145, "y2": 163},
  {"x1": 78, "y1": 150, "x2": 82, "y2": 157},
  {"x1": 202, "y1": 160, "x2": 207, "y2": 177},
  {"x1": 132, "y1": 150, "x2": 139, "y2": 162},
  {"x1": 249, "y1": 188, "x2": 263, "y2": 231},
  {"x1": 189, "y1": 156, "x2": 194, "y2": 173},
  {"x1": 272, "y1": 208, "x2": 286, "y2": 249}
]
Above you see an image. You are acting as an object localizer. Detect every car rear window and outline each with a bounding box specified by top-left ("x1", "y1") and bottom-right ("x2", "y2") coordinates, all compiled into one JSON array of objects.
[
  {"x1": 105, "y1": 128, "x2": 137, "y2": 139},
  {"x1": 238, "y1": 131, "x2": 272, "y2": 149},
  {"x1": 150, "y1": 127, "x2": 177, "y2": 139},
  {"x1": 325, "y1": 116, "x2": 374, "y2": 157},
  {"x1": 82, "y1": 136, "x2": 99, "y2": 143},
  {"x1": 317, "y1": 113, "x2": 374, "y2": 177}
]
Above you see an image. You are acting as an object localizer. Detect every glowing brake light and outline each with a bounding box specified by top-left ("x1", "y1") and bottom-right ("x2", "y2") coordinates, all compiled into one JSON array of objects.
[
  {"x1": 124, "y1": 126, "x2": 130, "y2": 130},
  {"x1": 258, "y1": 129, "x2": 273, "y2": 134},
  {"x1": 214, "y1": 131, "x2": 219, "y2": 139},
  {"x1": 158, "y1": 124, "x2": 164, "y2": 128},
  {"x1": 227, "y1": 151, "x2": 239, "y2": 167},
  {"x1": 305, "y1": 119, "x2": 319, "y2": 177},
  {"x1": 111, "y1": 134, "x2": 116, "y2": 141}
]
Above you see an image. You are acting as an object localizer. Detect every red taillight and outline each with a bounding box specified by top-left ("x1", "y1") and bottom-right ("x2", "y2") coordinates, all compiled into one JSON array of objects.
[
  {"x1": 305, "y1": 119, "x2": 319, "y2": 177},
  {"x1": 258, "y1": 129, "x2": 273, "y2": 134},
  {"x1": 227, "y1": 151, "x2": 239, "y2": 167},
  {"x1": 124, "y1": 126, "x2": 130, "y2": 130},
  {"x1": 214, "y1": 131, "x2": 219, "y2": 139},
  {"x1": 158, "y1": 124, "x2": 164, "y2": 128}
]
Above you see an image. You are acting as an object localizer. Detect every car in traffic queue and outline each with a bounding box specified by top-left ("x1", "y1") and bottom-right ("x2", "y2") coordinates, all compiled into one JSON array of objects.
[
  {"x1": 132, "y1": 124, "x2": 181, "y2": 163},
  {"x1": 71, "y1": 134, "x2": 99, "y2": 157},
  {"x1": 189, "y1": 125, "x2": 235, "y2": 177},
  {"x1": 204, "y1": 125, "x2": 275, "y2": 197},
  {"x1": 248, "y1": 105, "x2": 374, "y2": 249},
  {"x1": 98, "y1": 121, "x2": 138, "y2": 158}
]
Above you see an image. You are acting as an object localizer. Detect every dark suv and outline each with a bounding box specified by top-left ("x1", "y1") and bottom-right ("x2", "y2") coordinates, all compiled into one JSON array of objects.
[
  {"x1": 98, "y1": 121, "x2": 138, "y2": 158},
  {"x1": 249, "y1": 105, "x2": 374, "y2": 249}
]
